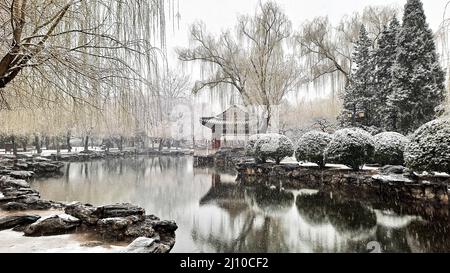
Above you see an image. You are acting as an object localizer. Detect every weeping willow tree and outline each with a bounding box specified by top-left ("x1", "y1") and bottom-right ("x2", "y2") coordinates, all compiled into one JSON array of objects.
[
  {"x1": 436, "y1": 1, "x2": 450, "y2": 112},
  {"x1": 294, "y1": 6, "x2": 398, "y2": 103},
  {"x1": 0, "y1": 0, "x2": 184, "y2": 149},
  {"x1": 178, "y1": 1, "x2": 301, "y2": 132}
]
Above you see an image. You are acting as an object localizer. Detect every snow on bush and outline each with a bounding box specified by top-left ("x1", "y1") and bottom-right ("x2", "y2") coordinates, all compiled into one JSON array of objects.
[
  {"x1": 373, "y1": 132, "x2": 409, "y2": 166},
  {"x1": 404, "y1": 118, "x2": 450, "y2": 173},
  {"x1": 245, "y1": 134, "x2": 265, "y2": 158},
  {"x1": 295, "y1": 131, "x2": 332, "y2": 168},
  {"x1": 325, "y1": 128, "x2": 375, "y2": 171},
  {"x1": 248, "y1": 134, "x2": 294, "y2": 164}
]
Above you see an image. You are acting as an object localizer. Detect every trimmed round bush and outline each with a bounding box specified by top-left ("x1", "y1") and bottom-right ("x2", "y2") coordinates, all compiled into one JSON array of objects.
[
  {"x1": 405, "y1": 118, "x2": 450, "y2": 173},
  {"x1": 373, "y1": 132, "x2": 409, "y2": 166},
  {"x1": 325, "y1": 128, "x2": 375, "y2": 171},
  {"x1": 245, "y1": 134, "x2": 265, "y2": 158},
  {"x1": 249, "y1": 134, "x2": 294, "y2": 164},
  {"x1": 295, "y1": 131, "x2": 332, "y2": 168}
]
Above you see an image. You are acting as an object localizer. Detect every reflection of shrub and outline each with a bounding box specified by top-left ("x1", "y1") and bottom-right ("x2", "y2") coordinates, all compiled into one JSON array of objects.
[
  {"x1": 295, "y1": 193, "x2": 377, "y2": 234},
  {"x1": 296, "y1": 193, "x2": 330, "y2": 225},
  {"x1": 373, "y1": 132, "x2": 409, "y2": 166},
  {"x1": 247, "y1": 134, "x2": 294, "y2": 164},
  {"x1": 295, "y1": 131, "x2": 332, "y2": 168},
  {"x1": 326, "y1": 201, "x2": 377, "y2": 234},
  {"x1": 253, "y1": 187, "x2": 294, "y2": 211},
  {"x1": 405, "y1": 119, "x2": 450, "y2": 173},
  {"x1": 325, "y1": 128, "x2": 375, "y2": 171}
]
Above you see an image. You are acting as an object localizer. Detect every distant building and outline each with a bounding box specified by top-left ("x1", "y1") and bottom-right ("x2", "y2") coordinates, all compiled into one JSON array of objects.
[{"x1": 200, "y1": 105, "x2": 258, "y2": 150}]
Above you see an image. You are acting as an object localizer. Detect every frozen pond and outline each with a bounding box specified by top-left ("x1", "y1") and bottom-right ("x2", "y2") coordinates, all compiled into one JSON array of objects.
[{"x1": 30, "y1": 156, "x2": 450, "y2": 253}]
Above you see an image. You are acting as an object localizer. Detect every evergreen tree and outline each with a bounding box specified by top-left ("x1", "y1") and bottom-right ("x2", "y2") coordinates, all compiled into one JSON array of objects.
[
  {"x1": 388, "y1": 0, "x2": 446, "y2": 134},
  {"x1": 341, "y1": 25, "x2": 375, "y2": 127},
  {"x1": 373, "y1": 17, "x2": 400, "y2": 130}
]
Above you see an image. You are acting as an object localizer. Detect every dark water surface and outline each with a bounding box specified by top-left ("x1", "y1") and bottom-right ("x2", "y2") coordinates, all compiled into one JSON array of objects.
[{"x1": 31, "y1": 156, "x2": 450, "y2": 253}]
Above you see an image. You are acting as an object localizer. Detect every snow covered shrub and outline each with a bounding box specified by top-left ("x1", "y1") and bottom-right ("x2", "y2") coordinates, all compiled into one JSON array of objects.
[
  {"x1": 245, "y1": 134, "x2": 265, "y2": 161},
  {"x1": 325, "y1": 128, "x2": 375, "y2": 171},
  {"x1": 295, "y1": 131, "x2": 332, "y2": 168},
  {"x1": 373, "y1": 132, "x2": 409, "y2": 166},
  {"x1": 251, "y1": 134, "x2": 294, "y2": 164},
  {"x1": 404, "y1": 119, "x2": 450, "y2": 173}
]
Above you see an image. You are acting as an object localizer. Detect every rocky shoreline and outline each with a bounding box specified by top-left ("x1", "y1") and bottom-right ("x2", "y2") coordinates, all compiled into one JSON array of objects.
[
  {"x1": 0, "y1": 155, "x2": 178, "y2": 253},
  {"x1": 236, "y1": 163, "x2": 450, "y2": 206},
  {"x1": 43, "y1": 149, "x2": 193, "y2": 162}
]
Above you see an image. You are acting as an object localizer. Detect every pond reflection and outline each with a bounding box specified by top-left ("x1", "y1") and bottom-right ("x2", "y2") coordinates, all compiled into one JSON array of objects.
[{"x1": 31, "y1": 156, "x2": 450, "y2": 253}]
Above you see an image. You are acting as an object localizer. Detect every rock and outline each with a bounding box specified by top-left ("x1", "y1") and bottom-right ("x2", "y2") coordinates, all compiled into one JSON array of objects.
[
  {"x1": 14, "y1": 162, "x2": 29, "y2": 170},
  {"x1": 149, "y1": 220, "x2": 178, "y2": 234},
  {"x1": 64, "y1": 203, "x2": 99, "y2": 225},
  {"x1": 33, "y1": 157, "x2": 51, "y2": 162},
  {"x1": 380, "y1": 165, "x2": 406, "y2": 175},
  {"x1": 124, "y1": 219, "x2": 156, "y2": 238},
  {"x1": 31, "y1": 162, "x2": 63, "y2": 173},
  {"x1": 9, "y1": 171, "x2": 34, "y2": 179},
  {"x1": 122, "y1": 237, "x2": 169, "y2": 253},
  {"x1": 1, "y1": 178, "x2": 30, "y2": 189},
  {"x1": 0, "y1": 215, "x2": 41, "y2": 231},
  {"x1": 1, "y1": 202, "x2": 28, "y2": 210},
  {"x1": 2, "y1": 196, "x2": 54, "y2": 210},
  {"x1": 97, "y1": 215, "x2": 144, "y2": 240},
  {"x1": 24, "y1": 214, "x2": 81, "y2": 236},
  {"x1": 96, "y1": 203, "x2": 145, "y2": 218}
]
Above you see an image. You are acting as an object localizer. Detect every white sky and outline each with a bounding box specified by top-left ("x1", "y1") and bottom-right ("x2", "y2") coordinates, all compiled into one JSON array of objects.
[{"x1": 166, "y1": 0, "x2": 449, "y2": 66}]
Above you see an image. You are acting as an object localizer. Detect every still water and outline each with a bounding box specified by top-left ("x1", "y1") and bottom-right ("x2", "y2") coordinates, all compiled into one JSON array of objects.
[{"x1": 31, "y1": 156, "x2": 450, "y2": 253}]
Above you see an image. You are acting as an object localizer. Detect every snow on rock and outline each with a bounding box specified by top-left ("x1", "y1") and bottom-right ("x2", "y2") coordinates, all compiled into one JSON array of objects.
[
  {"x1": 405, "y1": 118, "x2": 450, "y2": 173},
  {"x1": 295, "y1": 131, "x2": 332, "y2": 168},
  {"x1": 372, "y1": 174, "x2": 413, "y2": 183},
  {"x1": 373, "y1": 132, "x2": 409, "y2": 166},
  {"x1": 248, "y1": 134, "x2": 294, "y2": 164},
  {"x1": 325, "y1": 128, "x2": 375, "y2": 171}
]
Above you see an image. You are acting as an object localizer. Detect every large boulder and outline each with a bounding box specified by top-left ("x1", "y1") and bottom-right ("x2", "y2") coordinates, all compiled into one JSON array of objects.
[
  {"x1": 0, "y1": 215, "x2": 41, "y2": 231},
  {"x1": 24, "y1": 214, "x2": 81, "y2": 236},
  {"x1": 97, "y1": 215, "x2": 149, "y2": 240},
  {"x1": 97, "y1": 203, "x2": 145, "y2": 218},
  {"x1": 405, "y1": 118, "x2": 450, "y2": 173},
  {"x1": 373, "y1": 132, "x2": 409, "y2": 166},
  {"x1": 8, "y1": 171, "x2": 34, "y2": 179},
  {"x1": 64, "y1": 203, "x2": 99, "y2": 225},
  {"x1": 325, "y1": 128, "x2": 375, "y2": 171},
  {"x1": 295, "y1": 131, "x2": 332, "y2": 168},
  {"x1": 123, "y1": 237, "x2": 171, "y2": 253}
]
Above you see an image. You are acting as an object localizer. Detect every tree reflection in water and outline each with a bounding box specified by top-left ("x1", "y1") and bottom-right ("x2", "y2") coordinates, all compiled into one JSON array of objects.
[
  {"x1": 194, "y1": 172, "x2": 450, "y2": 253},
  {"x1": 31, "y1": 157, "x2": 450, "y2": 253}
]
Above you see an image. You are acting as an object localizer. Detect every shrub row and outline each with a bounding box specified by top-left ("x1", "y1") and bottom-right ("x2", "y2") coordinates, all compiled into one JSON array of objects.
[{"x1": 245, "y1": 118, "x2": 450, "y2": 173}]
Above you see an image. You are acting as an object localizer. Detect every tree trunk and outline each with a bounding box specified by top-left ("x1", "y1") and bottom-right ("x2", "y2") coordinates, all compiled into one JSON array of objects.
[
  {"x1": 66, "y1": 131, "x2": 72, "y2": 152},
  {"x1": 45, "y1": 136, "x2": 50, "y2": 150},
  {"x1": 56, "y1": 137, "x2": 61, "y2": 155},
  {"x1": 158, "y1": 138, "x2": 164, "y2": 151},
  {"x1": 84, "y1": 135, "x2": 89, "y2": 152},
  {"x1": 119, "y1": 136, "x2": 124, "y2": 151},
  {"x1": 11, "y1": 136, "x2": 17, "y2": 156},
  {"x1": 34, "y1": 135, "x2": 42, "y2": 154}
]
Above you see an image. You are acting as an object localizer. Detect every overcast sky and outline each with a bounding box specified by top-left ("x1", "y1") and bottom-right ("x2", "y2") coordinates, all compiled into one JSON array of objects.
[{"x1": 166, "y1": 0, "x2": 449, "y2": 66}]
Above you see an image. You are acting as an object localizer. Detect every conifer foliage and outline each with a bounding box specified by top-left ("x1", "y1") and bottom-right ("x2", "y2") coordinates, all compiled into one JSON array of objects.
[
  {"x1": 387, "y1": 0, "x2": 446, "y2": 134},
  {"x1": 341, "y1": 0, "x2": 446, "y2": 134}
]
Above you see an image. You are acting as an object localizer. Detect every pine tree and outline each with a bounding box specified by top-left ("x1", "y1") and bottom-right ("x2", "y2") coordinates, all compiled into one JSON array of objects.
[
  {"x1": 341, "y1": 25, "x2": 375, "y2": 127},
  {"x1": 373, "y1": 18, "x2": 400, "y2": 130},
  {"x1": 387, "y1": 0, "x2": 446, "y2": 134}
]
